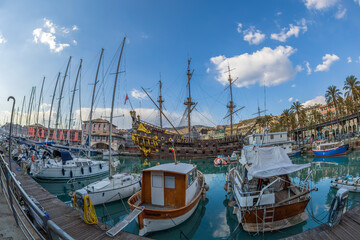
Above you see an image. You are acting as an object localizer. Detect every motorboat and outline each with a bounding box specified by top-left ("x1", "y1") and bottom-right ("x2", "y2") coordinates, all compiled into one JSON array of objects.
[
  {"x1": 331, "y1": 175, "x2": 360, "y2": 192},
  {"x1": 313, "y1": 141, "x2": 348, "y2": 157},
  {"x1": 30, "y1": 150, "x2": 108, "y2": 180},
  {"x1": 214, "y1": 151, "x2": 240, "y2": 165},
  {"x1": 128, "y1": 162, "x2": 207, "y2": 236},
  {"x1": 226, "y1": 146, "x2": 316, "y2": 232},
  {"x1": 77, "y1": 173, "x2": 141, "y2": 205}
]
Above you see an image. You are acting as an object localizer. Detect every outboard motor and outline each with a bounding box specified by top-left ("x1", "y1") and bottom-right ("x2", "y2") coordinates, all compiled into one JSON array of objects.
[{"x1": 328, "y1": 188, "x2": 349, "y2": 227}]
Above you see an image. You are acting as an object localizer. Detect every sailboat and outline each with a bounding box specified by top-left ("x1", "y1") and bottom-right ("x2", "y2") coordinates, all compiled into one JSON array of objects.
[
  {"x1": 76, "y1": 38, "x2": 141, "y2": 205},
  {"x1": 131, "y1": 61, "x2": 247, "y2": 159}
]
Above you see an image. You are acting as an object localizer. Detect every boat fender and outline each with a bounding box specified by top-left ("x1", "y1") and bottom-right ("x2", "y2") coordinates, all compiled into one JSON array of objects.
[
  {"x1": 70, "y1": 170, "x2": 73, "y2": 178},
  {"x1": 99, "y1": 164, "x2": 102, "y2": 169},
  {"x1": 89, "y1": 166, "x2": 92, "y2": 173},
  {"x1": 62, "y1": 168, "x2": 65, "y2": 176},
  {"x1": 81, "y1": 167, "x2": 84, "y2": 174},
  {"x1": 204, "y1": 183, "x2": 210, "y2": 191},
  {"x1": 139, "y1": 180, "x2": 142, "y2": 187}
]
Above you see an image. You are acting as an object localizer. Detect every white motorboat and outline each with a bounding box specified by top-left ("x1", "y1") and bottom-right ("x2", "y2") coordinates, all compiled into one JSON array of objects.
[
  {"x1": 78, "y1": 173, "x2": 141, "y2": 205},
  {"x1": 331, "y1": 175, "x2": 360, "y2": 192},
  {"x1": 30, "y1": 150, "x2": 108, "y2": 180}
]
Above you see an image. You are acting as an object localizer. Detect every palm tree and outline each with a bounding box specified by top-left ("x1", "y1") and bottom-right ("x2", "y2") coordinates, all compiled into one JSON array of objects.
[
  {"x1": 344, "y1": 75, "x2": 360, "y2": 130},
  {"x1": 290, "y1": 101, "x2": 303, "y2": 143},
  {"x1": 281, "y1": 109, "x2": 291, "y2": 132},
  {"x1": 325, "y1": 85, "x2": 342, "y2": 135}
]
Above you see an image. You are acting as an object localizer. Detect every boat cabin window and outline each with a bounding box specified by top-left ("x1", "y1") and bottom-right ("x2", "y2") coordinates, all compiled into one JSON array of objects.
[
  {"x1": 165, "y1": 176, "x2": 175, "y2": 189},
  {"x1": 187, "y1": 169, "x2": 197, "y2": 188},
  {"x1": 152, "y1": 174, "x2": 163, "y2": 188}
]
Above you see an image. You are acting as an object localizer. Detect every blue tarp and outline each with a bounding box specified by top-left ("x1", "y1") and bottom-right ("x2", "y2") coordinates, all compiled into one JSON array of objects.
[{"x1": 53, "y1": 150, "x2": 73, "y2": 164}]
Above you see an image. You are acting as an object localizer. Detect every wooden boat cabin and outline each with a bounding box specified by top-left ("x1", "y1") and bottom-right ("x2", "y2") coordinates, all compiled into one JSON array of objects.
[{"x1": 141, "y1": 163, "x2": 200, "y2": 208}]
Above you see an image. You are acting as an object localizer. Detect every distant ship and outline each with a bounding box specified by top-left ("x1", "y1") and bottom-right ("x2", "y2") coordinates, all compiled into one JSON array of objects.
[{"x1": 131, "y1": 60, "x2": 252, "y2": 159}]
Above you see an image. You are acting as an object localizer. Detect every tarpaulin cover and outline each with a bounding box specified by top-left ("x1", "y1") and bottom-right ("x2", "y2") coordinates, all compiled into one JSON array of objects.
[{"x1": 247, "y1": 146, "x2": 310, "y2": 179}]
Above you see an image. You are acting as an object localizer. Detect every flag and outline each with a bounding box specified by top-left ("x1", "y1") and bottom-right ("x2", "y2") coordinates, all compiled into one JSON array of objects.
[
  {"x1": 170, "y1": 146, "x2": 175, "y2": 152},
  {"x1": 124, "y1": 94, "x2": 129, "y2": 105}
]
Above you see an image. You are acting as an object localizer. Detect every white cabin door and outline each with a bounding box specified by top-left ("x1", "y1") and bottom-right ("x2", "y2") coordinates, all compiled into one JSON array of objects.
[{"x1": 151, "y1": 172, "x2": 164, "y2": 206}]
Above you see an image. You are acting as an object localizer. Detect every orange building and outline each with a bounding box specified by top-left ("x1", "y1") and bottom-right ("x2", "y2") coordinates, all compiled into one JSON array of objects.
[{"x1": 27, "y1": 124, "x2": 82, "y2": 144}]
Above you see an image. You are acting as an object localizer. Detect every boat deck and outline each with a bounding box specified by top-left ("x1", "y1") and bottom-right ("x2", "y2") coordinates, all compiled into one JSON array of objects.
[
  {"x1": 3, "y1": 156, "x2": 150, "y2": 240},
  {"x1": 282, "y1": 203, "x2": 360, "y2": 240}
]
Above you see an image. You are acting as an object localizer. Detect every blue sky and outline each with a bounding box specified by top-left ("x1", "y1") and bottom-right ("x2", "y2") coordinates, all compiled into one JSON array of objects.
[{"x1": 1, "y1": 0, "x2": 360, "y2": 129}]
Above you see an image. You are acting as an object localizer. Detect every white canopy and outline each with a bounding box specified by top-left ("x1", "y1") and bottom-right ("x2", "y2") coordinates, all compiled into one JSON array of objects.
[{"x1": 247, "y1": 146, "x2": 310, "y2": 179}]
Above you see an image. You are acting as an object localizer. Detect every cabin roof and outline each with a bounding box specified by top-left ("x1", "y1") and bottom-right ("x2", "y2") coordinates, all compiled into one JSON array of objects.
[{"x1": 143, "y1": 162, "x2": 195, "y2": 174}]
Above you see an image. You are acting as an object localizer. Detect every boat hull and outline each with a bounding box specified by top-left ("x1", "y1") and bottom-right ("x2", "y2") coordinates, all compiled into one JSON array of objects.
[
  {"x1": 288, "y1": 150, "x2": 301, "y2": 157},
  {"x1": 331, "y1": 182, "x2": 360, "y2": 192},
  {"x1": 313, "y1": 144, "x2": 348, "y2": 157},
  {"x1": 87, "y1": 181, "x2": 141, "y2": 205},
  {"x1": 240, "y1": 199, "x2": 310, "y2": 232}
]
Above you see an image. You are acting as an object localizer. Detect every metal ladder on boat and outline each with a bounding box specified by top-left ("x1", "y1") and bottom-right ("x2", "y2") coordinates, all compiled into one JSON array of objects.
[
  {"x1": 106, "y1": 206, "x2": 145, "y2": 237},
  {"x1": 262, "y1": 207, "x2": 275, "y2": 232}
]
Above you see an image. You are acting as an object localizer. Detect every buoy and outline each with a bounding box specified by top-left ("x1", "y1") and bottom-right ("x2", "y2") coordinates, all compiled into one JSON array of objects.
[
  {"x1": 204, "y1": 183, "x2": 210, "y2": 191},
  {"x1": 201, "y1": 189, "x2": 207, "y2": 201},
  {"x1": 228, "y1": 200, "x2": 236, "y2": 208}
]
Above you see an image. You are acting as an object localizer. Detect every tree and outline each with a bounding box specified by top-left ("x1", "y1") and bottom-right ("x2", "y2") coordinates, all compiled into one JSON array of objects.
[
  {"x1": 344, "y1": 75, "x2": 360, "y2": 130},
  {"x1": 325, "y1": 85, "x2": 342, "y2": 134},
  {"x1": 290, "y1": 101, "x2": 304, "y2": 143}
]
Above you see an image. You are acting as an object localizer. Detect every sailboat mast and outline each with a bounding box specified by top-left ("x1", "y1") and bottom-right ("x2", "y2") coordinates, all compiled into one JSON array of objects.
[
  {"x1": 19, "y1": 96, "x2": 25, "y2": 137},
  {"x1": 88, "y1": 48, "x2": 104, "y2": 155},
  {"x1": 109, "y1": 38, "x2": 126, "y2": 176},
  {"x1": 184, "y1": 59, "x2": 194, "y2": 138},
  {"x1": 55, "y1": 56, "x2": 72, "y2": 142},
  {"x1": 35, "y1": 77, "x2": 45, "y2": 141},
  {"x1": 15, "y1": 107, "x2": 19, "y2": 137},
  {"x1": 26, "y1": 87, "x2": 35, "y2": 126},
  {"x1": 157, "y1": 73, "x2": 164, "y2": 129},
  {"x1": 68, "y1": 59, "x2": 82, "y2": 144},
  {"x1": 46, "y1": 73, "x2": 60, "y2": 141},
  {"x1": 227, "y1": 64, "x2": 236, "y2": 135}
]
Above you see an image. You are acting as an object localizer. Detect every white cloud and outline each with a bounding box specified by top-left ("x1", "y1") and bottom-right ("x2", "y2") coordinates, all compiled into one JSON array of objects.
[
  {"x1": 0, "y1": 33, "x2": 6, "y2": 44},
  {"x1": 72, "y1": 40, "x2": 77, "y2": 45},
  {"x1": 303, "y1": 96, "x2": 326, "y2": 107},
  {"x1": 291, "y1": 84, "x2": 296, "y2": 87},
  {"x1": 315, "y1": 54, "x2": 339, "y2": 72},
  {"x1": 276, "y1": 11, "x2": 282, "y2": 16},
  {"x1": 236, "y1": 23, "x2": 242, "y2": 33},
  {"x1": 130, "y1": 89, "x2": 147, "y2": 100},
  {"x1": 305, "y1": 61, "x2": 312, "y2": 74},
  {"x1": 271, "y1": 19, "x2": 307, "y2": 42},
  {"x1": 335, "y1": 6, "x2": 347, "y2": 19},
  {"x1": 347, "y1": 57, "x2": 352, "y2": 63},
  {"x1": 206, "y1": 67, "x2": 210, "y2": 73},
  {"x1": 288, "y1": 97, "x2": 294, "y2": 102},
  {"x1": 243, "y1": 27, "x2": 266, "y2": 45},
  {"x1": 295, "y1": 65, "x2": 304, "y2": 72},
  {"x1": 304, "y1": 0, "x2": 338, "y2": 10},
  {"x1": 32, "y1": 18, "x2": 76, "y2": 53},
  {"x1": 72, "y1": 25, "x2": 79, "y2": 31},
  {"x1": 355, "y1": 0, "x2": 360, "y2": 6},
  {"x1": 210, "y1": 45, "x2": 297, "y2": 88},
  {"x1": 279, "y1": 99, "x2": 283, "y2": 102}
]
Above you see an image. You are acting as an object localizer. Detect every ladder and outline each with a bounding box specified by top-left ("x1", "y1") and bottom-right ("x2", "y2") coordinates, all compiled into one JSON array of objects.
[
  {"x1": 106, "y1": 206, "x2": 145, "y2": 237},
  {"x1": 262, "y1": 207, "x2": 275, "y2": 232}
]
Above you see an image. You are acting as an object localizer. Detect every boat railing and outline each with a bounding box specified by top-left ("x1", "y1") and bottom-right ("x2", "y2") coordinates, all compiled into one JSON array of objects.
[
  {"x1": 255, "y1": 177, "x2": 281, "y2": 206},
  {"x1": 0, "y1": 153, "x2": 74, "y2": 240}
]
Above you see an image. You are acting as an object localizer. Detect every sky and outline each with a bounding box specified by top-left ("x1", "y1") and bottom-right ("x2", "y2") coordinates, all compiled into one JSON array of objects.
[{"x1": 1, "y1": 0, "x2": 360, "y2": 130}]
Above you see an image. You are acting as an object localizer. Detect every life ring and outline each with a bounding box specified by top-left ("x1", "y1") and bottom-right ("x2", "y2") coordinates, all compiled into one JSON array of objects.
[
  {"x1": 169, "y1": 138, "x2": 173, "y2": 142},
  {"x1": 185, "y1": 139, "x2": 189, "y2": 143},
  {"x1": 161, "y1": 136, "x2": 165, "y2": 141},
  {"x1": 177, "y1": 139, "x2": 181, "y2": 143},
  {"x1": 154, "y1": 136, "x2": 158, "y2": 140}
]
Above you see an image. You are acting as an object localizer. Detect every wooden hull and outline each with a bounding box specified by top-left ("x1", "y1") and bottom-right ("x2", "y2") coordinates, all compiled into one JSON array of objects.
[
  {"x1": 131, "y1": 120, "x2": 243, "y2": 159},
  {"x1": 128, "y1": 171, "x2": 205, "y2": 236},
  {"x1": 240, "y1": 199, "x2": 310, "y2": 232}
]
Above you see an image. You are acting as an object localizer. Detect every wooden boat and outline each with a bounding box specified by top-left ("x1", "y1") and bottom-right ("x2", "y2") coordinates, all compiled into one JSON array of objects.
[
  {"x1": 128, "y1": 162, "x2": 206, "y2": 236},
  {"x1": 226, "y1": 146, "x2": 316, "y2": 232},
  {"x1": 130, "y1": 61, "x2": 247, "y2": 159},
  {"x1": 331, "y1": 175, "x2": 360, "y2": 192},
  {"x1": 312, "y1": 141, "x2": 348, "y2": 157}
]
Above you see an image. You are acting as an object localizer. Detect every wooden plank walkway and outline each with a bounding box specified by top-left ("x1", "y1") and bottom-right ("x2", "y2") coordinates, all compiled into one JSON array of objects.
[
  {"x1": 282, "y1": 203, "x2": 360, "y2": 240},
  {"x1": 5, "y1": 157, "x2": 149, "y2": 240}
]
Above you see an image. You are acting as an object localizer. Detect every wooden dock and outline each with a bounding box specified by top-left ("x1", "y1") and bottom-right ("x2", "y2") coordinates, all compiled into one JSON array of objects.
[
  {"x1": 4, "y1": 156, "x2": 149, "y2": 240},
  {"x1": 282, "y1": 203, "x2": 360, "y2": 240}
]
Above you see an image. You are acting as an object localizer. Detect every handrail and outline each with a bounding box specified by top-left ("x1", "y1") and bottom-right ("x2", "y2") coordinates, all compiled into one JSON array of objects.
[
  {"x1": 0, "y1": 153, "x2": 74, "y2": 240},
  {"x1": 255, "y1": 177, "x2": 281, "y2": 206}
]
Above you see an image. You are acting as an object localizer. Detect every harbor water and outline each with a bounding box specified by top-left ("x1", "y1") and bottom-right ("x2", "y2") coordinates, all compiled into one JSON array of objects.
[{"x1": 35, "y1": 151, "x2": 360, "y2": 240}]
